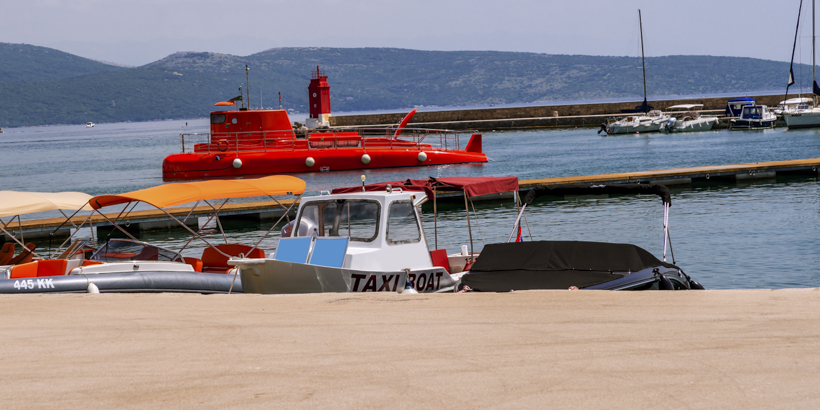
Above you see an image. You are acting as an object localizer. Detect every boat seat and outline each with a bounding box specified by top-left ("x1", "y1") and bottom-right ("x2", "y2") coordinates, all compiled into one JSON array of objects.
[
  {"x1": 8, "y1": 243, "x2": 36, "y2": 265},
  {"x1": 10, "y1": 259, "x2": 71, "y2": 278},
  {"x1": 201, "y1": 244, "x2": 265, "y2": 273},
  {"x1": 184, "y1": 257, "x2": 203, "y2": 272},
  {"x1": 429, "y1": 249, "x2": 451, "y2": 273},
  {"x1": 134, "y1": 246, "x2": 159, "y2": 261},
  {"x1": 274, "y1": 237, "x2": 313, "y2": 264},
  {"x1": 9, "y1": 261, "x2": 38, "y2": 279},
  {"x1": 308, "y1": 237, "x2": 349, "y2": 268},
  {"x1": 36, "y1": 260, "x2": 69, "y2": 277},
  {"x1": 0, "y1": 243, "x2": 15, "y2": 265}
]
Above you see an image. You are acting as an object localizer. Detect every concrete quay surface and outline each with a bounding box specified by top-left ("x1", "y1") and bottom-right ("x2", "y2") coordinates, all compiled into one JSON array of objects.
[{"x1": 1, "y1": 289, "x2": 819, "y2": 409}]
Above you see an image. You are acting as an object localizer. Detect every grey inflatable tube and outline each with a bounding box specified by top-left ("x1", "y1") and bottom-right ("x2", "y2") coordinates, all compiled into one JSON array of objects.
[{"x1": 0, "y1": 271, "x2": 243, "y2": 294}]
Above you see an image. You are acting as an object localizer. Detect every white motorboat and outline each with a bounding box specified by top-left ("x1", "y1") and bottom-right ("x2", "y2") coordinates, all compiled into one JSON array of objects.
[
  {"x1": 659, "y1": 104, "x2": 719, "y2": 133},
  {"x1": 605, "y1": 110, "x2": 670, "y2": 134},
  {"x1": 86, "y1": 122, "x2": 95, "y2": 128},
  {"x1": 784, "y1": 0, "x2": 820, "y2": 128},
  {"x1": 730, "y1": 105, "x2": 777, "y2": 130},
  {"x1": 230, "y1": 176, "x2": 520, "y2": 294},
  {"x1": 774, "y1": 97, "x2": 810, "y2": 115}
]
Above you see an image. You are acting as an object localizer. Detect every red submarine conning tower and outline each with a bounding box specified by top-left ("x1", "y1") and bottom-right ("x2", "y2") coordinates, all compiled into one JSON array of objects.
[{"x1": 306, "y1": 65, "x2": 331, "y2": 129}]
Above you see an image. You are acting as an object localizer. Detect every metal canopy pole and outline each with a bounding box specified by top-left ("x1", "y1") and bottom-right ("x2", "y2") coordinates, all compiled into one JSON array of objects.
[
  {"x1": 507, "y1": 204, "x2": 527, "y2": 243},
  {"x1": 463, "y1": 191, "x2": 474, "y2": 262},
  {"x1": 433, "y1": 185, "x2": 438, "y2": 249}
]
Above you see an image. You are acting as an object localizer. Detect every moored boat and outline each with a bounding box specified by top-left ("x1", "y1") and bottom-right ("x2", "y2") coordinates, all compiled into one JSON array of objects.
[
  {"x1": 162, "y1": 67, "x2": 487, "y2": 180},
  {"x1": 605, "y1": 110, "x2": 670, "y2": 135},
  {"x1": 231, "y1": 176, "x2": 520, "y2": 294},
  {"x1": 730, "y1": 105, "x2": 777, "y2": 130},
  {"x1": 601, "y1": 10, "x2": 671, "y2": 136},
  {"x1": 659, "y1": 104, "x2": 719, "y2": 133},
  {"x1": 86, "y1": 122, "x2": 94, "y2": 128},
  {"x1": 783, "y1": 0, "x2": 820, "y2": 129},
  {"x1": 0, "y1": 176, "x2": 305, "y2": 293},
  {"x1": 459, "y1": 183, "x2": 703, "y2": 291}
]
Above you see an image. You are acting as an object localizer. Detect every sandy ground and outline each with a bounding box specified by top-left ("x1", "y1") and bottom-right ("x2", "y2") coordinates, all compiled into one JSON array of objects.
[{"x1": 1, "y1": 289, "x2": 819, "y2": 409}]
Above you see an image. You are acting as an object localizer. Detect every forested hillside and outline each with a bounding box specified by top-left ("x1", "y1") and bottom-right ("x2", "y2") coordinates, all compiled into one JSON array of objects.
[{"x1": 0, "y1": 45, "x2": 795, "y2": 128}]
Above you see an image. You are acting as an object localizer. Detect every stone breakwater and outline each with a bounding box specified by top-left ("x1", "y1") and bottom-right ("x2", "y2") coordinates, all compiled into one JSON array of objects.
[{"x1": 330, "y1": 94, "x2": 783, "y2": 130}]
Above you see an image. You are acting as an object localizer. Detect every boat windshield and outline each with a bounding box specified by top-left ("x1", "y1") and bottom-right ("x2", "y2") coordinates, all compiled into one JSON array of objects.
[
  {"x1": 296, "y1": 199, "x2": 380, "y2": 242},
  {"x1": 89, "y1": 239, "x2": 183, "y2": 263},
  {"x1": 741, "y1": 106, "x2": 763, "y2": 118}
]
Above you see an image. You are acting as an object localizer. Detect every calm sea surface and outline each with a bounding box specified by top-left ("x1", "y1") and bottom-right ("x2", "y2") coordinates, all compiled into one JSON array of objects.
[{"x1": 2, "y1": 119, "x2": 820, "y2": 289}]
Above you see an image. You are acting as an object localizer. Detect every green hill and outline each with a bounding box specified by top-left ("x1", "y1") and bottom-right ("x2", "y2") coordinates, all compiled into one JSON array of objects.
[
  {"x1": 0, "y1": 43, "x2": 126, "y2": 83},
  {"x1": 0, "y1": 45, "x2": 799, "y2": 128}
]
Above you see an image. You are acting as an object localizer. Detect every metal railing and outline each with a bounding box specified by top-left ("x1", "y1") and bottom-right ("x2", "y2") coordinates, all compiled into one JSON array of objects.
[{"x1": 178, "y1": 127, "x2": 477, "y2": 155}]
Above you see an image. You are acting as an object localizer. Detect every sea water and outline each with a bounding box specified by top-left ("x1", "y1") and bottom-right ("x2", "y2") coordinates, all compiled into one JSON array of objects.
[{"x1": 2, "y1": 119, "x2": 820, "y2": 289}]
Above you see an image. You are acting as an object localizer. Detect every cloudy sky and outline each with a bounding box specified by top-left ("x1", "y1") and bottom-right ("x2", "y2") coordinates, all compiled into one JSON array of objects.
[{"x1": 0, "y1": 0, "x2": 806, "y2": 66}]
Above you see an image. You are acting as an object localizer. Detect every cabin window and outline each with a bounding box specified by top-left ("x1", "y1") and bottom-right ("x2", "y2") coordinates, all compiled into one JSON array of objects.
[
  {"x1": 210, "y1": 114, "x2": 226, "y2": 124},
  {"x1": 386, "y1": 201, "x2": 421, "y2": 245},
  {"x1": 296, "y1": 199, "x2": 380, "y2": 242}
]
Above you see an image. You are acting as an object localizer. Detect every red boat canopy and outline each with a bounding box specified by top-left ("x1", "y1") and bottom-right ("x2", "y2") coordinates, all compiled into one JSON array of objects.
[{"x1": 332, "y1": 176, "x2": 518, "y2": 199}]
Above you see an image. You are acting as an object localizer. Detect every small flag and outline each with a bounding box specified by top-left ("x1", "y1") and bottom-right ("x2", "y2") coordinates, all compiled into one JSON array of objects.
[
  {"x1": 229, "y1": 95, "x2": 243, "y2": 102},
  {"x1": 515, "y1": 226, "x2": 523, "y2": 242}
]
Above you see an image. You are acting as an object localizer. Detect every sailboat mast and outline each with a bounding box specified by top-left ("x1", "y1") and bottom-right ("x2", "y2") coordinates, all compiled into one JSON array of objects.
[
  {"x1": 814, "y1": 0, "x2": 816, "y2": 106},
  {"x1": 639, "y1": 9, "x2": 648, "y2": 110}
]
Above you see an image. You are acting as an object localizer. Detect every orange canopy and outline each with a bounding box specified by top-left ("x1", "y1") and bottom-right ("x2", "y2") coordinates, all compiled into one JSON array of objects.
[
  {"x1": 89, "y1": 175, "x2": 306, "y2": 210},
  {"x1": 214, "y1": 101, "x2": 236, "y2": 106}
]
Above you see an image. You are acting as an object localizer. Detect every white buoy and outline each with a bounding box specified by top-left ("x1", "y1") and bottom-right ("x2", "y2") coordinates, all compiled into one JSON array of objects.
[
  {"x1": 87, "y1": 282, "x2": 100, "y2": 294},
  {"x1": 417, "y1": 151, "x2": 427, "y2": 162},
  {"x1": 305, "y1": 157, "x2": 315, "y2": 167},
  {"x1": 232, "y1": 158, "x2": 243, "y2": 169},
  {"x1": 361, "y1": 154, "x2": 371, "y2": 164}
]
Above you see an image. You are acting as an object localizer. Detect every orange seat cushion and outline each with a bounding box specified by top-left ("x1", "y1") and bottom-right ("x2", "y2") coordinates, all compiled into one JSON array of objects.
[
  {"x1": 82, "y1": 260, "x2": 104, "y2": 267},
  {"x1": 184, "y1": 257, "x2": 203, "y2": 272},
  {"x1": 37, "y1": 260, "x2": 68, "y2": 277},
  {"x1": 9, "y1": 243, "x2": 36, "y2": 265},
  {"x1": 201, "y1": 244, "x2": 265, "y2": 270},
  {"x1": 9, "y1": 261, "x2": 38, "y2": 279},
  {"x1": 430, "y1": 249, "x2": 451, "y2": 273},
  {"x1": 0, "y1": 243, "x2": 15, "y2": 265}
]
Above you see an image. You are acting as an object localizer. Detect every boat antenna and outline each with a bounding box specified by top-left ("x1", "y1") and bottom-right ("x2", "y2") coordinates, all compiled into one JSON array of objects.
[
  {"x1": 238, "y1": 86, "x2": 244, "y2": 109},
  {"x1": 279, "y1": 92, "x2": 282, "y2": 110},
  {"x1": 786, "y1": 0, "x2": 803, "y2": 104},
  {"x1": 245, "y1": 65, "x2": 250, "y2": 110},
  {"x1": 638, "y1": 9, "x2": 648, "y2": 113}
]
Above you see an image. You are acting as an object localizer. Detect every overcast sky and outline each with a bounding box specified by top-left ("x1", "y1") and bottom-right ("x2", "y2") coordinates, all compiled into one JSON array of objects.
[{"x1": 0, "y1": 0, "x2": 808, "y2": 66}]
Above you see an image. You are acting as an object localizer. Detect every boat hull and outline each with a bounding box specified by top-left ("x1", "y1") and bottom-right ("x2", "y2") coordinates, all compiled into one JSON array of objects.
[
  {"x1": 606, "y1": 121, "x2": 662, "y2": 135},
  {"x1": 784, "y1": 111, "x2": 820, "y2": 129},
  {"x1": 236, "y1": 259, "x2": 457, "y2": 294},
  {"x1": 0, "y1": 271, "x2": 243, "y2": 294},
  {"x1": 730, "y1": 119, "x2": 776, "y2": 130},
  {"x1": 163, "y1": 147, "x2": 488, "y2": 180},
  {"x1": 662, "y1": 118, "x2": 718, "y2": 133}
]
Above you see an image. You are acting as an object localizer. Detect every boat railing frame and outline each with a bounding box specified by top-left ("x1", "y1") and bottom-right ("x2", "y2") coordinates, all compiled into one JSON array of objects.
[{"x1": 178, "y1": 127, "x2": 475, "y2": 156}]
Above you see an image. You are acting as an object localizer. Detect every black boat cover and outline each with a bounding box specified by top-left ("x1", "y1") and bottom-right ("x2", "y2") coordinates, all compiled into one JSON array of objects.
[
  {"x1": 523, "y1": 183, "x2": 671, "y2": 206},
  {"x1": 462, "y1": 241, "x2": 676, "y2": 291}
]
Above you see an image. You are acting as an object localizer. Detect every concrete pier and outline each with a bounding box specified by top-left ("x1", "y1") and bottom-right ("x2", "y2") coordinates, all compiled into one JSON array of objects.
[
  {"x1": 330, "y1": 94, "x2": 783, "y2": 131},
  {"x1": 4, "y1": 157, "x2": 818, "y2": 242},
  {"x1": 1, "y1": 290, "x2": 819, "y2": 409}
]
